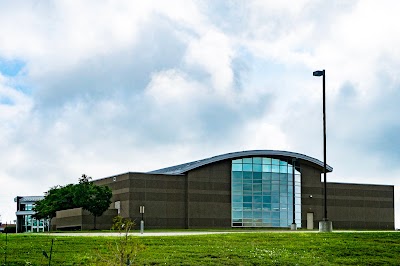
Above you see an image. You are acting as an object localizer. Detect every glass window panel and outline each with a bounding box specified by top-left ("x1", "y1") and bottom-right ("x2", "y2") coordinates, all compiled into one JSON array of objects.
[
  {"x1": 243, "y1": 171, "x2": 252, "y2": 180},
  {"x1": 263, "y1": 203, "x2": 271, "y2": 211},
  {"x1": 263, "y1": 211, "x2": 271, "y2": 218},
  {"x1": 253, "y1": 164, "x2": 262, "y2": 172},
  {"x1": 243, "y1": 158, "x2": 252, "y2": 163},
  {"x1": 253, "y1": 203, "x2": 262, "y2": 210},
  {"x1": 253, "y1": 184, "x2": 262, "y2": 192},
  {"x1": 232, "y1": 159, "x2": 242, "y2": 164},
  {"x1": 262, "y1": 165, "x2": 272, "y2": 172},
  {"x1": 263, "y1": 195, "x2": 271, "y2": 202},
  {"x1": 280, "y1": 220, "x2": 288, "y2": 227},
  {"x1": 295, "y1": 198, "x2": 301, "y2": 205},
  {"x1": 272, "y1": 159, "x2": 280, "y2": 165},
  {"x1": 232, "y1": 195, "x2": 242, "y2": 203},
  {"x1": 234, "y1": 190, "x2": 243, "y2": 196},
  {"x1": 253, "y1": 196, "x2": 262, "y2": 203},
  {"x1": 295, "y1": 185, "x2": 301, "y2": 194},
  {"x1": 253, "y1": 157, "x2": 262, "y2": 164},
  {"x1": 280, "y1": 185, "x2": 288, "y2": 193},
  {"x1": 271, "y1": 194, "x2": 279, "y2": 203},
  {"x1": 253, "y1": 172, "x2": 262, "y2": 179},
  {"x1": 243, "y1": 190, "x2": 252, "y2": 195},
  {"x1": 233, "y1": 219, "x2": 242, "y2": 223},
  {"x1": 272, "y1": 165, "x2": 280, "y2": 173},
  {"x1": 262, "y1": 172, "x2": 271, "y2": 180},
  {"x1": 243, "y1": 163, "x2": 252, "y2": 171},
  {"x1": 262, "y1": 158, "x2": 272, "y2": 164},
  {"x1": 271, "y1": 184, "x2": 279, "y2": 191},
  {"x1": 243, "y1": 183, "x2": 252, "y2": 191},
  {"x1": 232, "y1": 164, "x2": 242, "y2": 171},
  {"x1": 243, "y1": 211, "x2": 252, "y2": 218},
  {"x1": 262, "y1": 183, "x2": 271, "y2": 192},
  {"x1": 271, "y1": 212, "x2": 280, "y2": 219},
  {"x1": 271, "y1": 203, "x2": 279, "y2": 210},
  {"x1": 288, "y1": 174, "x2": 293, "y2": 182},
  {"x1": 288, "y1": 185, "x2": 293, "y2": 193},
  {"x1": 280, "y1": 160, "x2": 288, "y2": 166},
  {"x1": 253, "y1": 212, "x2": 262, "y2": 218},
  {"x1": 295, "y1": 174, "x2": 301, "y2": 182},
  {"x1": 280, "y1": 197, "x2": 288, "y2": 204},
  {"x1": 232, "y1": 203, "x2": 242, "y2": 210},
  {"x1": 279, "y1": 173, "x2": 287, "y2": 181},
  {"x1": 280, "y1": 166, "x2": 288, "y2": 173},
  {"x1": 232, "y1": 171, "x2": 243, "y2": 180},
  {"x1": 287, "y1": 200, "x2": 293, "y2": 208},
  {"x1": 271, "y1": 173, "x2": 279, "y2": 181},
  {"x1": 232, "y1": 183, "x2": 242, "y2": 191},
  {"x1": 232, "y1": 211, "x2": 242, "y2": 219},
  {"x1": 243, "y1": 196, "x2": 252, "y2": 202},
  {"x1": 288, "y1": 165, "x2": 293, "y2": 173},
  {"x1": 243, "y1": 203, "x2": 252, "y2": 210},
  {"x1": 253, "y1": 179, "x2": 262, "y2": 184}
]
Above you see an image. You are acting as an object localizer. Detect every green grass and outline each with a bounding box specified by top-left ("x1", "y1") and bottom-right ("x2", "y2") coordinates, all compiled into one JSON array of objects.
[{"x1": 1, "y1": 232, "x2": 399, "y2": 265}]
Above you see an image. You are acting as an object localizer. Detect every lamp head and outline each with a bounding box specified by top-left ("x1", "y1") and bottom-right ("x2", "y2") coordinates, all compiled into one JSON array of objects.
[{"x1": 313, "y1": 70, "x2": 324, "y2": 76}]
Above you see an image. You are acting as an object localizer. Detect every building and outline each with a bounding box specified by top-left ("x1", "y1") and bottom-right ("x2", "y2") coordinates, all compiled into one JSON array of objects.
[
  {"x1": 89, "y1": 150, "x2": 393, "y2": 230},
  {"x1": 15, "y1": 196, "x2": 48, "y2": 233},
  {"x1": 22, "y1": 150, "x2": 395, "y2": 231}
]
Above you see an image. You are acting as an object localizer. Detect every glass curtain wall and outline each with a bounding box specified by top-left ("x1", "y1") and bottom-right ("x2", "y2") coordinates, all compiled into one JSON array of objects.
[{"x1": 231, "y1": 157, "x2": 301, "y2": 228}]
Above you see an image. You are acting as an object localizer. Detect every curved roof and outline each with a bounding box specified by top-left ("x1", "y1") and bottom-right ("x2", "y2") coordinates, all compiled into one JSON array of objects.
[{"x1": 149, "y1": 150, "x2": 333, "y2": 175}]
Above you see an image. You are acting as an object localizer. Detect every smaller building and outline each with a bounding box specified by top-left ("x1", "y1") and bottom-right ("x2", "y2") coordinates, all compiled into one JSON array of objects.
[{"x1": 15, "y1": 196, "x2": 48, "y2": 233}]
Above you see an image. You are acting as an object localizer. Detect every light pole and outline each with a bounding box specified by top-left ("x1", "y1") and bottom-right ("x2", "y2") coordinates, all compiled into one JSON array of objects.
[
  {"x1": 313, "y1": 69, "x2": 332, "y2": 232},
  {"x1": 290, "y1": 158, "x2": 297, "y2": 230}
]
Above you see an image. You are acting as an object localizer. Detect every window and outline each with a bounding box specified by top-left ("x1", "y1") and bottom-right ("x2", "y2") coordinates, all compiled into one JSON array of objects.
[{"x1": 231, "y1": 157, "x2": 301, "y2": 228}]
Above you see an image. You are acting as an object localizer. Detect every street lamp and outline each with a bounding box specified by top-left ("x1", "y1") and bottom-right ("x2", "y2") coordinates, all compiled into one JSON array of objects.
[
  {"x1": 291, "y1": 158, "x2": 297, "y2": 230},
  {"x1": 313, "y1": 69, "x2": 333, "y2": 232}
]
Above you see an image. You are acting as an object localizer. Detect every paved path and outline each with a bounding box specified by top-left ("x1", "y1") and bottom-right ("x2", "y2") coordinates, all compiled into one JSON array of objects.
[{"x1": 44, "y1": 230, "x2": 398, "y2": 237}]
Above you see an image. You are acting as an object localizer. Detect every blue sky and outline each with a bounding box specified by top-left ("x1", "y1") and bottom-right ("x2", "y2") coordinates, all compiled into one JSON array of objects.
[{"x1": 0, "y1": 0, "x2": 399, "y2": 228}]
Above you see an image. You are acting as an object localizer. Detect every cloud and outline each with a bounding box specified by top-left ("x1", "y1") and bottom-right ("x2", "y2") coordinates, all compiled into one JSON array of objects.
[{"x1": 0, "y1": 0, "x2": 400, "y2": 228}]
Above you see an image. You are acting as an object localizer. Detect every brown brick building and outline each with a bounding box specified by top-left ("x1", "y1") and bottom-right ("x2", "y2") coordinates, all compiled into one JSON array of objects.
[{"x1": 88, "y1": 150, "x2": 394, "y2": 230}]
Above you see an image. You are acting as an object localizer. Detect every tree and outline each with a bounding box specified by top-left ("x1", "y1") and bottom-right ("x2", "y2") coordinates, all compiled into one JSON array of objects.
[
  {"x1": 84, "y1": 185, "x2": 112, "y2": 230},
  {"x1": 33, "y1": 184, "x2": 77, "y2": 220},
  {"x1": 33, "y1": 174, "x2": 112, "y2": 230}
]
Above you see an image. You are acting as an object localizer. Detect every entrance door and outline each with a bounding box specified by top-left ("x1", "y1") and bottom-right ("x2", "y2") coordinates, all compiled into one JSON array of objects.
[{"x1": 307, "y1": 213, "x2": 314, "y2": 230}]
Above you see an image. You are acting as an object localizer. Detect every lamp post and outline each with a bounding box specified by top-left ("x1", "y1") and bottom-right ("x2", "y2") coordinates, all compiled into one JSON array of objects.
[
  {"x1": 290, "y1": 158, "x2": 297, "y2": 230},
  {"x1": 313, "y1": 69, "x2": 332, "y2": 232}
]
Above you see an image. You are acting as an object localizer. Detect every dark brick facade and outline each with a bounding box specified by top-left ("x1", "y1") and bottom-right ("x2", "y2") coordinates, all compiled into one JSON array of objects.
[{"x1": 90, "y1": 157, "x2": 394, "y2": 230}]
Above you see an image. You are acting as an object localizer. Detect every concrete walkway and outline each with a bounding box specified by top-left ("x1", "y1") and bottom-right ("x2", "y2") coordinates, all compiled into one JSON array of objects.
[{"x1": 44, "y1": 230, "x2": 398, "y2": 237}]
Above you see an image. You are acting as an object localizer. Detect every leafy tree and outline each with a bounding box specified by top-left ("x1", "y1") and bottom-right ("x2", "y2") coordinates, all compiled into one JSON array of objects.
[
  {"x1": 84, "y1": 184, "x2": 112, "y2": 229},
  {"x1": 33, "y1": 184, "x2": 77, "y2": 220},
  {"x1": 33, "y1": 174, "x2": 112, "y2": 230}
]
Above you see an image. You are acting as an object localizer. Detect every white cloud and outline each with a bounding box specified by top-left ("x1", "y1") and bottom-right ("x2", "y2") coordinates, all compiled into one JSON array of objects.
[{"x1": 0, "y1": 0, "x2": 400, "y2": 228}]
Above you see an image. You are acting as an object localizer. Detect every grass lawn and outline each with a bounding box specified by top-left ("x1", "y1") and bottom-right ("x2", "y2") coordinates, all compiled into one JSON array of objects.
[{"x1": 1, "y1": 232, "x2": 399, "y2": 265}]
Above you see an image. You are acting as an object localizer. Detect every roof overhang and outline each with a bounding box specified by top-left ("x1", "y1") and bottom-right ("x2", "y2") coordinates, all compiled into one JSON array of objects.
[{"x1": 150, "y1": 150, "x2": 333, "y2": 175}]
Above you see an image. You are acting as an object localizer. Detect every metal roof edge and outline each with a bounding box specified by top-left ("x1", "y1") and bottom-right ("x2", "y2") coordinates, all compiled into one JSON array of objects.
[{"x1": 150, "y1": 150, "x2": 333, "y2": 174}]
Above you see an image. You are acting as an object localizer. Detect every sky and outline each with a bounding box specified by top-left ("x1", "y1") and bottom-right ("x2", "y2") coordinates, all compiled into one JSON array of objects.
[{"x1": 0, "y1": 0, "x2": 399, "y2": 228}]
